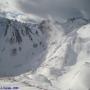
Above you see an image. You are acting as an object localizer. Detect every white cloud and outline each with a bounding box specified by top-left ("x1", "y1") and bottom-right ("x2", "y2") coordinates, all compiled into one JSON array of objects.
[
  {"x1": 0, "y1": 0, "x2": 18, "y2": 11},
  {"x1": 1, "y1": 0, "x2": 90, "y2": 20}
]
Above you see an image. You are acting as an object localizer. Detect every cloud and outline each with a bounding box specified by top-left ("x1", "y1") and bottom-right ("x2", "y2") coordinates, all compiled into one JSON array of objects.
[
  {"x1": 0, "y1": 0, "x2": 18, "y2": 11},
  {"x1": 15, "y1": 0, "x2": 90, "y2": 20}
]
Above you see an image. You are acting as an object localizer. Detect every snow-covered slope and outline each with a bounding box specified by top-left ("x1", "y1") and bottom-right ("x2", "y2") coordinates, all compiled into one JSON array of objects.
[
  {"x1": 55, "y1": 24, "x2": 90, "y2": 90},
  {"x1": 0, "y1": 11, "x2": 90, "y2": 90}
]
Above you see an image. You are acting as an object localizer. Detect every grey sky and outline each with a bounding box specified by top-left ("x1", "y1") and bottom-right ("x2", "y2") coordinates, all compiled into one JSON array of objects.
[{"x1": 15, "y1": 0, "x2": 90, "y2": 20}]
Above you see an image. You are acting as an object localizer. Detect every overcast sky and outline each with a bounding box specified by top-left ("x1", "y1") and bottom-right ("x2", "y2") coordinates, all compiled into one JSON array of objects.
[{"x1": 0, "y1": 0, "x2": 90, "y2": 21}]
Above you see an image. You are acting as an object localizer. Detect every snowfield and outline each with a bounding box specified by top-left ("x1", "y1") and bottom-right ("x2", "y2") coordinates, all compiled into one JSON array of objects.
[{"x1": 0, "y1": 11, "x2": 90, "y2": 90}]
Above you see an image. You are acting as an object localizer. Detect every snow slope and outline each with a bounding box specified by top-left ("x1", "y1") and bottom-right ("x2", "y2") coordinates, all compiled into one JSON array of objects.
[
  {"x1": 54, "y1": 24, "x2": 90, "y2": 90},
  {"x1": 0, "y1": 11, "x2": 90, "y2": 90}
]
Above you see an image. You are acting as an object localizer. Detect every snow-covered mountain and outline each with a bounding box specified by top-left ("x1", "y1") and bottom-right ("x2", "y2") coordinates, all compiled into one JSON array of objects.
[
  {"x1": 0, "y1": 11, "x2": 90, "y2": 90},
  {"x1": 0, "y1": 11, "x2": 64, "y2": 76}
]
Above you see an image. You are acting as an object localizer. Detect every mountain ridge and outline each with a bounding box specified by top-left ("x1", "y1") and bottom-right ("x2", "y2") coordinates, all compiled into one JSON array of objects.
[{"x1": 0, "y1": 11, "x2": 90, "y2": 90}]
